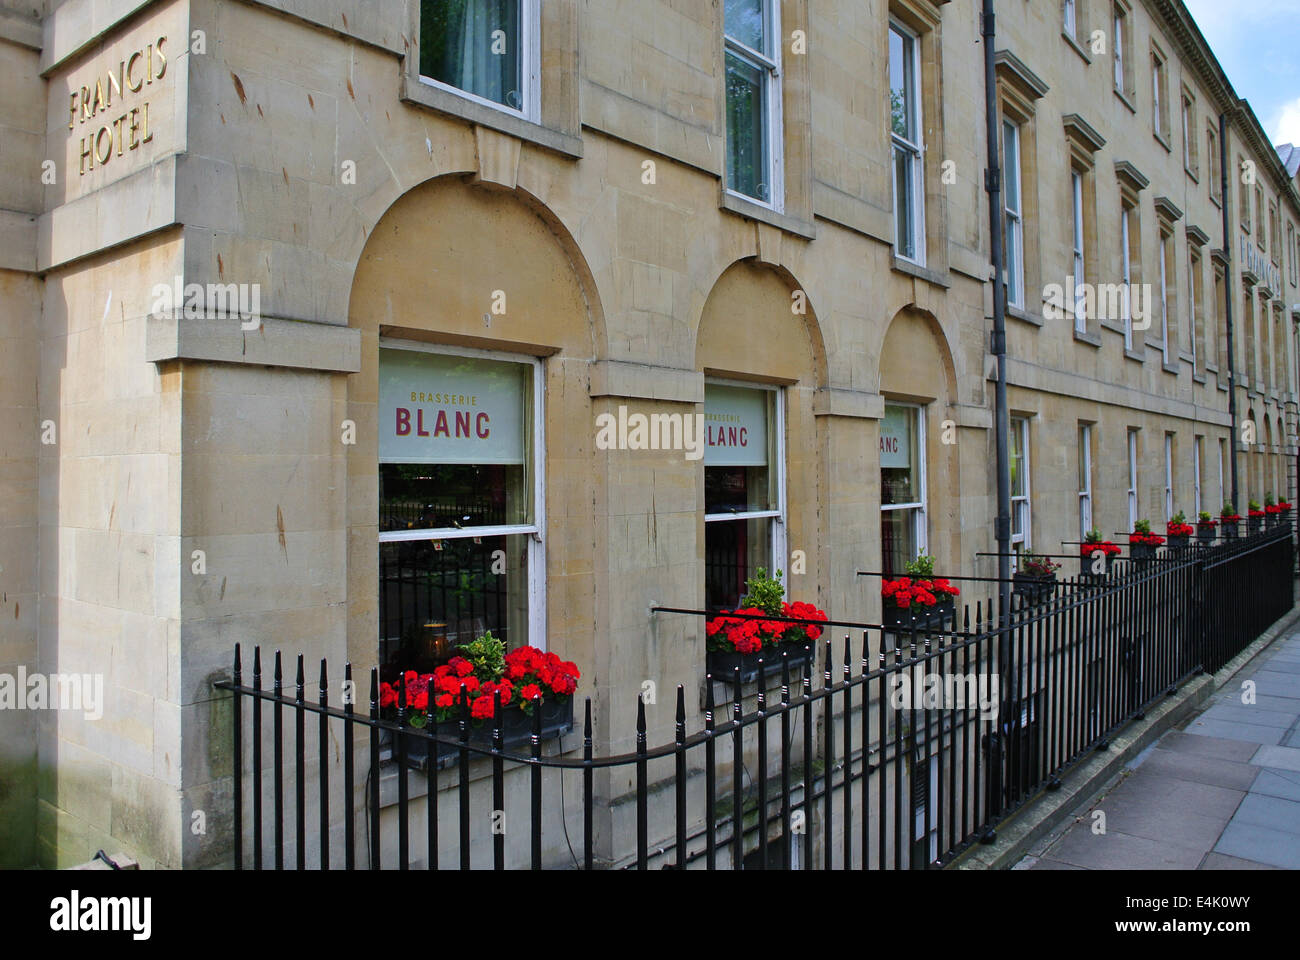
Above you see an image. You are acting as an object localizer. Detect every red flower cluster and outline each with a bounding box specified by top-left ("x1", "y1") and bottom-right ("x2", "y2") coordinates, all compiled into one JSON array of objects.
[
  {"x1": 705, "y1": 607, "x2": 788, "y2": 654},
  {"x1": 1220, "y1": 512, "x2": 1242, "y2": 522},
  {"x1": 1080, "y1": 541, "x2": 1120, "y2": 557},
  {"x1": 1279, "y1": 501, "x2": 1294, "y2": 511},
  {"x1": 1166, "y1": 522, "x2": 1195, "y2": 537},
  {"x1": 1196, "y1": 518, "x2": 1217, "y2": 527},
  {"x1": 881, "y1": 577, "x2": 960, "y2": 610},
  {"x1": 1249, "y1": 508, "x2": 1266, "y2": 518},
  {"x1": 704, "y1": 600, "x2": 829, "y2": 654},
  {"x1": 1130, "y1": 532, "x2": 1165, "y2": 546},
  {"x1": 503, "y1": 646, "x2": 580, "y2": 699},
  {"x1": 1265, "y1": 504, "x2": 1284, "y2": 515},
  {"x1": 379, "y1": 646, "x2": 580, "y2": 726}
]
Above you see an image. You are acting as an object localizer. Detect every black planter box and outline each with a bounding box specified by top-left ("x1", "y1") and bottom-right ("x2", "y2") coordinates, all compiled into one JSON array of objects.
[
  {"x1": 883, "y1": 597, "x2": 955, "y2": 635},
  {"x1": 1248, "y1": 516, "x2": 1264, "y2": 534},
  {"x1": 1013, "y1": 573, "x2": 1058, "y2": 604},
  {"x1": 1079, "y1": 549, "x2": 1114, "y2": 578},
  {"x1": 707, "y1": 645, "x2": 815, "y2": 684},
  {"x1": 1129, "y1": 542, "x2": 1159, "y2": 562},
  {"x1": 390, "y1": 697, "x2": 575, "y2": 770},
  {"x1": 1266, "y1": 513, "x2": 1279, "y2": 528},
  {"x1": 1220, "y1": 519, "x2": 1240, "y2": 539},
  {"x1": 1196, "y1": 525, "x2": 1216, "y2": 544},
  {"x1": 1166, "y1": 533, "x2": 1190, "y2": 550}
]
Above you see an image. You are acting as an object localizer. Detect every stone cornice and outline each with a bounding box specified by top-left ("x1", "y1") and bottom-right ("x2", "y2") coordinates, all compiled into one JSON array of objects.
[
  {"x1": 995, "y1": 50, "x2": 1049, "y2": 101},
  {"x1": 1063, "y1": 114, "x2": 1106, "y2": 154},
  {"x1": 1115, "y1": 160, "x2": 1151, "y2": 193}
]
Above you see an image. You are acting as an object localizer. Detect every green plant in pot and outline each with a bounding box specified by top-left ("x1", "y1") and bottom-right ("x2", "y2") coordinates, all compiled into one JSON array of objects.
[
  {"x1": 1196, "y1": 510, "x2": 1217, "y2": 543},
  {"x1": 1080, "y1": 528, "x2": 1120, "y2": 577},
  {"x1": 1129, "y1": 518, "x2": 1165, "y2": 562},
  {"x1": 1014, "y1": 553, "x2": 1061, "y2": 604},
  {"x1": 1248, "y1": 499, "x2": 1265, "y2": 533}
]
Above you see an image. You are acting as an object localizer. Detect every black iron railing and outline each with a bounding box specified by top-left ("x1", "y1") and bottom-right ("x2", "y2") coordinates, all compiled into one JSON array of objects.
[{"x1": 213, "y1": 523, "x2": 1294, "y2": 870}]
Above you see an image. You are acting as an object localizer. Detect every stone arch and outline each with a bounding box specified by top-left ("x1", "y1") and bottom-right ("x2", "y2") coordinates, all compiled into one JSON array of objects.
[
  {"x1": 878, "y1": 305, "x2": 958, "y2": 403},
  {"x1": 694, "y1": 258, "x2": 827, "y2": 386},
  {"x1": 344, "y1": 173, "x2": 605, "y2": 673}
]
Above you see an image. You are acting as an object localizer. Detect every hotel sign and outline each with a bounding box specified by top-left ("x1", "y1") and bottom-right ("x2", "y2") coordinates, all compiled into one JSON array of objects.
[
  {"x1": 66, "y1": 35, "x2": 168, "y2": 176},
  {"x1": 1240, "y1": 235, "x2": 1282, "y2": 293}
]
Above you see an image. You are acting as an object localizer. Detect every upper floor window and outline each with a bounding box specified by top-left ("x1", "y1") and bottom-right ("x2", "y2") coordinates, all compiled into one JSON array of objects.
[
  {"x1": 1207, "y1": 125, "x2": 1220, "y2": 200},
  {"x1": 1113, "y1": 4, "x2": 1131, "y2": 97},
  {"x1": 1256, "y1": 186, "x2": 1266, "y2": 251},
  {"x1": 1151, "y1": 49, "x2": 1169, "y2": 142},
  {"x1": 1071, "y1": 169, "x2": 1087, "y2": 330},
  {"x1": 1181, "y1": 90, "x2": 1198, "y2": 175},
  {"x1": 418, "y1": 0, "x2": 539, "y2": 121},
  {"x1": 725, "y1": 0, "x2": 783, "y2": 208},
  {"x1": 1270, "y1": 202, "x2": 1281, "y2": 265},
  {"x1": 1004, "y1": 120, "x2": 1025, "y2": 309},
  {"x1": 1064, "y1": 0, "x2": 1078, "y2": 39},
  {"x1": 1121, "y1": 202, "x2": 1135, "y2": 350},
  {"x1": 1239, "y1": 155, "x2": 1251, "y2": 231},
  {"x1": 890, "y1": 20, "x2": 925, "y2": 264}
]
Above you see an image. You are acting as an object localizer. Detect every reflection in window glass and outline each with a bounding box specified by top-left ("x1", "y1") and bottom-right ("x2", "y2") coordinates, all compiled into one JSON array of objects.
[
  {"x1": 881, "y1": 404, "x2": 925, "y2": 576},
  {"x1": 725, "y1": 51, "x2": 769, "y2": 202},
  {"x1": 419, "y1": 0, "x2": 523, "y2": 112}
]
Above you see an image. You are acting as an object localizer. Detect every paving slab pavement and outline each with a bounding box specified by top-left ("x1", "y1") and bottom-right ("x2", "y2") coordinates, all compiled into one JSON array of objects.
[{"x1": 1014, "y1": 635, "x2": 1300, "y2": 870}]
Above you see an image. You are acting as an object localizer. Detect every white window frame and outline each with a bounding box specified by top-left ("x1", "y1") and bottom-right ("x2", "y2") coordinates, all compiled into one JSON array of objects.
[
  {"x1": 1122, "y1": 204, "x2": 1134, "y2": 350},
  {"x1": 1064, "y1": 0, "x2": 1077, "y2": 39},
  {"x1": 1218, "y1": 437, "x2": 1226, "y2": 508},
  {"x1": 890, "y1": 20, "x2": 926, "y2": 267},
  {"x1": 1182, "y1": 95, "x2": 1192, "y2": 165},
  {"x1": 1011, "y1": 416, "x2": 1031, "y2": 551},
  {"x1": 1079, "y1": 424, "x2": 1093, "y2": 540},
  {"x1": 881, "y1": 401, "x2": 928, "y2": 561},
  {"x1": 1152, "y1": 55, "x2": 1163, "y2": 136},
  {"x1": 724, "y1": 0, "x2": 785, "y2": 212},
  {"x1": 1164, "y1": 433, "x2": 1174, "y2": 521},
  {"x1": 1072, "y1": 170, "x2": 1086, "y2": 330},
  {"x1": 1113, "y1": 9, "x2": 1126, "y2": 92},
  {"x1": 416, "y1": 0, "x2": 542, "y2": 125},
  {"x1": 703, "y1": 378, "x2": 787, "y2": 588},
  {"x1": 376, "y1": 337, "x2": 548, "y2": 649},
  {"x1": 1160, "y1": 230, "x2": 1171, "y2": 363},
  {"x1": 1127, "y1": 428, "x2": 1139, "y2": 530},
  {"x1": 1004, "y1": 120, "x2": 1025, "y2": 309},
  {"x1": 1194, "y1": 436, "x2": 1203, "y2": 516},
  {"x1": 1188, "y1": 250, "x2": 1198, "y2": 369}
]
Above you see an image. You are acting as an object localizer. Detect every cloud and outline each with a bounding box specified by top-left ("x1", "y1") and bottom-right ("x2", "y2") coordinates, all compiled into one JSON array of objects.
[{"x1": 1272, "y1": 97, "x2": 1300, "y2": 147}]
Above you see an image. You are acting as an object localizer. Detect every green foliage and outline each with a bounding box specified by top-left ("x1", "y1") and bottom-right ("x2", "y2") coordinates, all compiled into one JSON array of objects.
[
  {"x1": 1133, "y1": 518, "x2": 1152, "y2": 534},
  {"x1": 1019, "y1": 553, "x2": 1061, "y2": 577},
  {"x1": 740, "y1": 568, "x2": 786, "y2": 616},
  {"x1": 1171, "y1": 510, "x2": 1187, "y2": 525},
  {"x1": 1198, "y1": 511, "x2": 1213, "y2": 523},
  {"x1": 1084, "y1": 528, "x2": 1104, "y2": 543},
  {"x1": 1265, "y1": 493, "x2": 1276, "y2": 507},
  {"x1": 1222, "y1": 502, "x2": 1237, "y2": 516},
  {"x1": 457, "y1": 630, "x2": 505, "y2": 683},
  {"x1": 904, "y1": 553, "x2": 936, "y2": 577},
  {"x1": 1249, "y1": 499, "x2": 1263, "y2": 512}
]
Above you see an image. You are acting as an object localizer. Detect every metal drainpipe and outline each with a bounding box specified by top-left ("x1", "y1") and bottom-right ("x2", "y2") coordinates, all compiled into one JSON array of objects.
[
  {"x1": 1221, "y1": 111, "x2": 1239, "y2": 509},
  {"x1": 981, "y1": 0, "x2": 1012, "y2": 829}
]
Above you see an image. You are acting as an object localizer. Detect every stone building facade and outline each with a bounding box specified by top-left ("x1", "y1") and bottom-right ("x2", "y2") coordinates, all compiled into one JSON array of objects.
[{"x1": 0, "y1": 0, "x2": 1296, "y2": 868}]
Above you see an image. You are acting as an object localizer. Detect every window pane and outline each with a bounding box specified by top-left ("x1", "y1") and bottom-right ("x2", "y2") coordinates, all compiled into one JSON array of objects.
[
  {"x1": 881, "y1": 405, "x2": 921, "y2": 505},
  {"x1": 725, "y1": 51, "x2": 769, "y2": 201},
  {"x1": 705, "y1": 517, "x2": 773, "y2": 609},
  {"x1": 894, "y1": 146, "x2": 915, "y2": 259},
  {"x1": 1005, "y1": 220, "x2": 1021, "y2": 303},
  {"x1": 380, "y1": 533, "x2": 530, "y2": 676},
  {"x1": 419, "y1": 0, "x2": 523, "y2": 111},
  {"x1": 724, "y1": 0, "x2": 766, "y2": 53},
  {"x1": 1077, "y1": 428, "x2": 1089, "y2": 492},
  {"x1": 1010, "y1": 421, "x2": 1026, "y2": 497},
  {"x1": 381, "y1": 462, "x2": 529, "y2": 530},
  {"x1": 889, "y1": 28, "x2": 915, "y2": 140},
  {"x1": 1003, "y1": 123, "x2": 1020, "y2": 211},
  {"x1": 881, "y1": 508, "x2": 918, "y2": 579}
]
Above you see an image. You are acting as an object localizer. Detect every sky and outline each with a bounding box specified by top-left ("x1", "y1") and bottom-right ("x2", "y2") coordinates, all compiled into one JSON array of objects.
[{"x1": 1183, "y1": 0, "x2": 1300, "y2": 148}]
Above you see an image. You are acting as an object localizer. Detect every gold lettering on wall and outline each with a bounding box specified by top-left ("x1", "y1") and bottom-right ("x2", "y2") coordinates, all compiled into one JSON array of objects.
[{"x1": 69, "y1": 35, "x2": 168, "y2": 175}]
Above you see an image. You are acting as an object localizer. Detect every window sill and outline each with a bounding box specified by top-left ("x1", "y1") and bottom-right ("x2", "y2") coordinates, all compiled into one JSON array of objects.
[
  {"x1": 1211, "y1": 194, "x2": 1222, "y2": 209},
  {"x1": 1162, "y1": 359, "x2": 1180, "y2": 376},
  {"x1": 890, "y1": 256, "x2": 950, "y2": 289},
  {"x1": 1074, "y1": 327, "x2": 1102, "y2": 348},
  {"x1": 1006, "y1": 304, "x2": 1043, "y2": 327},
  {"x1": 1186, "y1": 165, "x2": 1199, "y2": 184},
  {"x1": 1124, "y1": 348, "x2": 1146, "y2": 364},
  {"x1": 1115, "y1": 88, "x2": 1137, "y2": 114},
  {"x1": 720, "y1": 190, "x2": 816, "y2": 241},
  {"x1": 1193, "y1": 372, "x2": 1208, "y2": 384},
  {"x1": 1099, "y1": 318, "x2": 1127, "y2": 336},
  {"x1": 399, "y1": 76, "x2": 583, "y2": 159},
  {"x1": 1063, "y1": 31, "x2": 1092, "y2": 64},
  {"x1": 1205, "y1": 361, "x2": 1219, "y2": 375},
  {"x1": 1154, "y1": 130, "x2": 1172, "y2": 154}
]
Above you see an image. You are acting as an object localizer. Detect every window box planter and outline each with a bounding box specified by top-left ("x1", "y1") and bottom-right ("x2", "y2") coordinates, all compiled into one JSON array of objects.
[
  {"x1": 1080, "y1": 545, "x2": 1117, "y2": 578},
  {"x1": 707, "y1": 644, "x2": 815, "y2": 684},
  {"x1": 1013, "y1": 572, "x2": 1058, "y2": 604},
  {"x1": 1196, "y1": 523, "x2": 1216, "y2": 544},
  {"x1": 1129, "y1": 542, "x2": 1159, "y2": 562},
  {"x1": 391, "y1": 697, "x2": 575, "y2": 771},
  {"x1": 883, "y1": 597, "x2": 955, "y2": 634},
  {"x1": 1220, "y1": 516, "x2": 1241, "y2": 539},
  {"x1": 1248, "y1": 513, "x2": 1265, "y2": 534}
]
